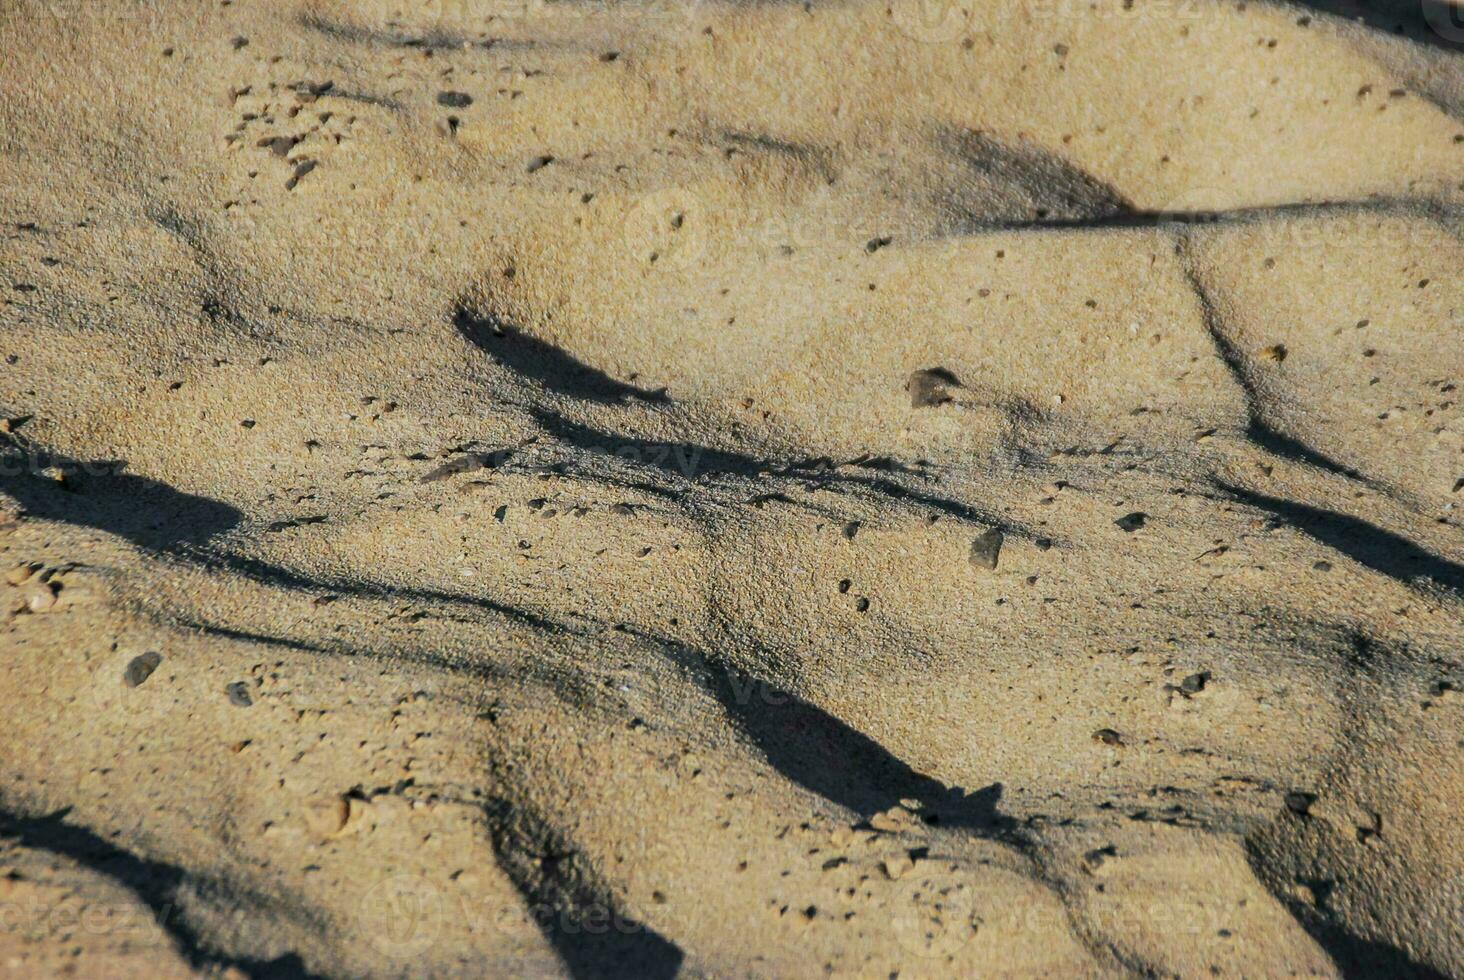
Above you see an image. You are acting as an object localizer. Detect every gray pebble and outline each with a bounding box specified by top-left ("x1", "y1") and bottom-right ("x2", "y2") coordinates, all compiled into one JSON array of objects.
[
  {"x1": 1180, "y1": 671, "x2": 1210, "y2": 695},
  {"x1": 1284, "y1": 791, "x2": 1316, "y2": 816},
  {"x1": 970, "y1": 528, "x2": 1004, "y2": 570},
  {"x1": 906, "y1": 367, "x2": 961, "y2": 408},
  {"x1": 123, "y1": 652, "x2": 162, "y2": 688},
  {"x1": 1115, "y1": 512, "x2": 1148, "y2": 532}
]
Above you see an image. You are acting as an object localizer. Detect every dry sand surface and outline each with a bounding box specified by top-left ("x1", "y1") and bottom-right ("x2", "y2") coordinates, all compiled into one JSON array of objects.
[{"x1": 1, "y1": 0, "x2": 1463, "y2": 975}]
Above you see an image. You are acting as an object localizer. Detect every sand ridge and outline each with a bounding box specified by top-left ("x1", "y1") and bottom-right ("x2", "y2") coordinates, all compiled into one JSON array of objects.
[{"x1": 1, "y1": 0, "x2": 1463, "y2": 975}]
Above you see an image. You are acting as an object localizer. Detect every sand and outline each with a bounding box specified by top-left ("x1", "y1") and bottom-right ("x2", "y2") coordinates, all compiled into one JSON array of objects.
[{"x1": 0, "y1": 0, "x2": 1461, "y2": 975}]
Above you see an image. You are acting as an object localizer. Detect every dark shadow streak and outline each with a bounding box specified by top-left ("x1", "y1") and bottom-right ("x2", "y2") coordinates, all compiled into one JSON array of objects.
[
  {"x1": 939, "y1": 128, "x2": 1133, "y2": 231},
  {"x1": 720, "y1": 130, "x2": 838, "y2": 183},
  {"x1": 481, "y1": 796, "x2": 684, "y2": 980},
  {"x1": 633, "y1": 632, "x2": 1018, "y2": 840},
  {"x1": 715, "y1": 667, "x2": 1013, "y2": 835},
  {"x1": 0, "y1": 446, "x2": 580, "y2": 636},
  {"x1": 529, "y1": 406, "x2": 762, "y2": 478},
  {"x1": 167, "y1": 619, "x2": 514, "y2": 687},
  {"x1": 0, "y1": 806, "x2": 321, "y2": 979},
  {"x1": 1217, "y1": 482, "x2": 1464, "y2": 594},
  {"x1": 953, "y1": 196, "x2": 1460, "y2": 234},
  {"x1": 191, "y1": 551, "x2": 572, "y2": 636},
  {"x1": 1177, "y1": 250, "x2": 1377, "y2": 486},
  {"x1": 0, "y1": 449, "x2": 242, "y2": 549},
  {"x1": 528, "y1": 407, "x2": 1030, "y2": 532},
  {"x1": 1242, "y1": 838, "x2": 1452, "y2": 980},
  {"x1": 847, "y1": 475, "x2": 1008, "y2": 528},
  {"x1": 455, "y1": 307, "x2": 670, "y2": 404}
]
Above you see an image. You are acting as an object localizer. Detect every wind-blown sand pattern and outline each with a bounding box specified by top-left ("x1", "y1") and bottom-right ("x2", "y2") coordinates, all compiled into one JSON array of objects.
[{"x1": 1, "y1": 0, "x2": 1462, "y2": 975}]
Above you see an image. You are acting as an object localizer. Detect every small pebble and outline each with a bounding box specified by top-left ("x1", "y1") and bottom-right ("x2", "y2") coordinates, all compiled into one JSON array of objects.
[
  {"x1": 906, "y1": 367, "x2": 961, "y2": 408},
  {"x1": 226, "y1": 682, "x2": 254, "y2": 707},
  {"x1": 5, "y1": 564, "x2": 37, "y2": 586},
  {"x1": 23, "y1": 580, "x2": 58, "y2": 612},
  {"x1": 1180, "y1": 671, "x2": 1209, "y2": 695},
  {"x1": 882, "y1": 855, "x2": 914, "y2": 880},
  {"x1": 303, "y1": 796, "x2": 351, "y2": 838},
  {"x1": 1092, "y1": 728, "x2": 1123, "y2": 746},
  {"x1": 1115, "y1": 512, "x2": 1148, "y2": 532},
  {"x1": 1284, "y1": 791, "x2": 1316, "y2": 816},
  {"x1": 124, "y1": 652, "x2": 163, "y2": 688},
  {"x1": 969, "y1": 528, "x2": 1004, "y2": 570}
]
